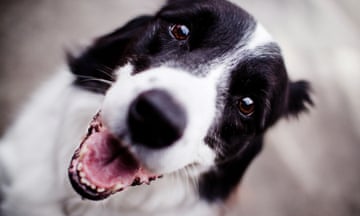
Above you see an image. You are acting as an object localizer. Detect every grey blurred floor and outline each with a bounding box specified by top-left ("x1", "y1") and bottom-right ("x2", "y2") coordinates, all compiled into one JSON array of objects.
[{"x1": 0, "y1": 0, "x2": 359, "y2": 215}]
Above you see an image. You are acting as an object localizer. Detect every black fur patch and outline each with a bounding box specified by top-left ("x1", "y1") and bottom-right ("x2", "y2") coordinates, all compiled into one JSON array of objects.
[
  {"x1": 200, "y1": 135, "x2": 263, "y2": 201},
  {"x1": 200, "y1": 47, "x2": 284, "y2": 201},
  {"x1": 67, "y1": 16, "x2": 153, "y2": 93},
  {"x1": 68, "y1": 0, "x2": 256, "y2": 93},
  {"x1": 200, "y1": 43, "x2": 313, "y2": 202},
  {"x1": 286, "y1": 81, "x2": 314, "y2": 117}
]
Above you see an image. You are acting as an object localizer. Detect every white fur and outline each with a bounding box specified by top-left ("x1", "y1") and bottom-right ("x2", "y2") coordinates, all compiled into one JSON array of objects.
[
  {"x1": 102, "y1": 64, "x2": 220, "y2": 173},
  {"x1": 0, "y1": 69, "x2": 104, "y2": 215},
  {"x1": 246, "y1": 23, "x2": 274, "y2": 50}
]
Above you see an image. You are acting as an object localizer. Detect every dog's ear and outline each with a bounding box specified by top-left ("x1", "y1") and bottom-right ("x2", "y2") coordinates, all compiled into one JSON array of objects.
[
  {"x1": 67, "y1": 15, "x2": 153, "y2": 93},
  {"x1": 286, "y1": 80, "x2": 314, "y2": 117}
]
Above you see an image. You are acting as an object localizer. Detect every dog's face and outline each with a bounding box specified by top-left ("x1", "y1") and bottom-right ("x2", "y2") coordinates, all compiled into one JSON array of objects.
[{"x1": 68, "y1": 0, "x2": 312, "y2": 202}]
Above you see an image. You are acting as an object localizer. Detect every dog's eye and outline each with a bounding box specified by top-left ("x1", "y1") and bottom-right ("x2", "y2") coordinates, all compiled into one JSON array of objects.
[
  {"x1": 238, "y1": 97, "x2": 255, "y2": 116},
  {"x1": 169, "y1": 24, "x2": 190, "y2": 40}
]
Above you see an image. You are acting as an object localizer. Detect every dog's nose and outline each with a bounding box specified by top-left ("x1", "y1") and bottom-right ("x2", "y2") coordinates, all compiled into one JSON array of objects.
[{"x1": 127, "y1": 89, "x2": 187, "y2": 149}]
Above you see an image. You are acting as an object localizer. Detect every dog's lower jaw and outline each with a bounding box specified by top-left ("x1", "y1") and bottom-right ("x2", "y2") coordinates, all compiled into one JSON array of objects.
[{"x1": 67, "y1": 160, "x2": 223, "y2": 215}]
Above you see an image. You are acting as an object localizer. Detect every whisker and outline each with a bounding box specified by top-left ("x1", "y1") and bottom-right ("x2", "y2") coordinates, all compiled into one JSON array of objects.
[
  {"x1": 96, "y1": 65, "x2": 116, "y2": 80},
  {"x1": 76, "y1": 75, "x2": 113, "y2": 86},
  {"x1": 189, "y1": 165, "x2": 200, "y2": 189}
]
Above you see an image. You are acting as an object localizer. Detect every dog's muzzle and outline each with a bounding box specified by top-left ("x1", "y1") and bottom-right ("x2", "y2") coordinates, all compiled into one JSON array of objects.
[
  {"x1": 128, "y1": 89, "x2": 187, "y2": 149},
  {"x1": 99, "y1": 66, "x2": 218, "y2": 174}
]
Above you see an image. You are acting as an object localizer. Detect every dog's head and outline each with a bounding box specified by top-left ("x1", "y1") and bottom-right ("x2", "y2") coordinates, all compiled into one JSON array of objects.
[{"x1": 68, "y1": 0, "x2": 312, "y2": 202}]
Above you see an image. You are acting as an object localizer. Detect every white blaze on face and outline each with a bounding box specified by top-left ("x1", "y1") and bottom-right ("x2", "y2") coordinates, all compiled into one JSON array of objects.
[
  {"x1": 246, "y1": 23, "x2": 274, "y2": 51},
  {"x1": 102, "y1": 64, "x2": 224, "y2": 173}
]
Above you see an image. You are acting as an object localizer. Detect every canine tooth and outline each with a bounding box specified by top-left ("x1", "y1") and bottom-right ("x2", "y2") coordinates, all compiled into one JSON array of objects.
[
  {"x1": 90, "y1": 184, "x2": 96, "y2": 190},
  {"x1": 97, "y1": 188, "x2": 105, "y2": 193},
  {"x1": 80, "y1": 177, "x2": 90, "y2": 186}
]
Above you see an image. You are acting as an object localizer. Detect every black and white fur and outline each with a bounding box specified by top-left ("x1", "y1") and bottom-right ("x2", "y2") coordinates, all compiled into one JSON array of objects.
[{"x1": 0, "y1": 0, "x2": 312, "y2": 215}]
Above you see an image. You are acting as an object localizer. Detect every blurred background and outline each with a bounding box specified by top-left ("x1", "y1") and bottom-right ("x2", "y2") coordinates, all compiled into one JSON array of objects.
[{"x1": 0, "y1": 0, "x2": 359, "y2": 215}]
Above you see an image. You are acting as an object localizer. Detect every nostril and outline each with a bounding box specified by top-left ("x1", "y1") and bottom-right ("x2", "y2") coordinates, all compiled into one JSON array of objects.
[
  {"x1": 128, "y1": 94, "x2": 156, "y2": 124},
  {"x1": 127, "y1": 89, "x2": 187, "y2": 149}
]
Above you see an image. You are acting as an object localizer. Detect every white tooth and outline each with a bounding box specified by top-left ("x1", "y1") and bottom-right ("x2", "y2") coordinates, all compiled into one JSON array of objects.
[
  {"x1": 79, "y1": 171, "x2": 86, "y2": 178},
  {"x1": 113, "y1": 183, "x2": 123, "y2": 191},
  {"x1": 90, "y1": 184, "x2": 96, "y2": 190},
  {"x1": 80, "y1": 177, "x2": 90, "y2": 186},
  {"x1": 77, "y1": 162, "x2": 83, "y2": 171},
  {"x1": 97, "y1": 188, "x2": 105, "y2": 193}
]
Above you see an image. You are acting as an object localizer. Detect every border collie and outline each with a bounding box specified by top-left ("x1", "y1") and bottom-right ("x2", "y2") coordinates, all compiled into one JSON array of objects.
[{"x1": 0, "y1": 0, "x2": 312, "y2": 215}]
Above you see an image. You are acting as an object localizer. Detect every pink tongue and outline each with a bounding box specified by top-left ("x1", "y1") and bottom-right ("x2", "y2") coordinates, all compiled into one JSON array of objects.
[{"x1": 81, "y1": 130, "x2": 139, "y2": 188}]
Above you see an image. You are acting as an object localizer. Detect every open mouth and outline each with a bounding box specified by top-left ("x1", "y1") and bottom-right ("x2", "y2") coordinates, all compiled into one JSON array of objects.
[{"x1": 68, "y1": 112, "x2": 161, "y2": 200}]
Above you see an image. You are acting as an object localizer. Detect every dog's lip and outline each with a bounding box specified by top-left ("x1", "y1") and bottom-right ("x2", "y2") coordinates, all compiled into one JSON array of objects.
[{"x1": 68, "y1": 112, "x2": 160, "y2": 201}]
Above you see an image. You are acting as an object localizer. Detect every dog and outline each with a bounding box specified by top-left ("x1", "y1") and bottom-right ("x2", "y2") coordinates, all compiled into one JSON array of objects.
[{"x1": 0, "y1": 0, "x2": 313, "y2": 215}]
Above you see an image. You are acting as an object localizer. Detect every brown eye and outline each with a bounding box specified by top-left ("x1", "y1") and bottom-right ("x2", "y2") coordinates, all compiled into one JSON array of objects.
[
  {"x1": 238, "y1": 97, "x2": 255, "y2": 116},
  {"x1": 169, "y1": 24, "x2": 190, "y2": 40}
]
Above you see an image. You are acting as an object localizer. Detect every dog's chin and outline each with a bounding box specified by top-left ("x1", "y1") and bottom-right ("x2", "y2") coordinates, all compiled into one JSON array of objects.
[{"x1": 68, "y1": 112, "x2": 162, "y2": 201}]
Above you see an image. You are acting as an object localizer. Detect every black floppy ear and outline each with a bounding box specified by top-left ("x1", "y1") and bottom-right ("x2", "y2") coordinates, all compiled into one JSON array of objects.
[
  {"x1": 286, "y1": 80, "x2": 314, "y2": 117},
  {"x1": 67, "y1": 15, "x2": 153, "y2": 93}
]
